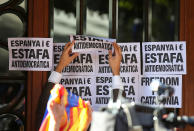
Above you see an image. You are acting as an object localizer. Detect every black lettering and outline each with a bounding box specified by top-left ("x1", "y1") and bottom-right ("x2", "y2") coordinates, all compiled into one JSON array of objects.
[
  {"x1": 46, "y1": 41, "x2": 50, "y2": 47},
  {"x1": 12, "y1": 49, "x2": 18, "y2": 58},
  {"x1": 96, "y1": 85, "x2": 103, "y2": 95},
  {"x1": 29, "y1": 49, "x2": 36, "y2": 58},
  {"x1": 96, "y1": 85, "x2": 109, "y2": 95},
  {"x1": 145, "y1": 53, "x2": 150, "y2": 63},
  {"x1": 11, "y1": 40, "x2": 15, "y2": 47},
  {"x1": 54, "y1": 54, "x2": 60, "y2": 64},
  {"x1": 124, "y1": 85, "x2": 135, "y2": 95},
  {"x1": 85, "y1": 86, "x2": 91, "y2": 96},
  {"x1": 85, "y1": 54, "x2": 93, "y2": 63},
  {"x1": 18, "y1": 49, "x2": 24, "y2": 58},
  {"x1": 103, "y1": 85, "x2": 109, "y2": 95},
  {"x1": 42, "y1": 49, "x2": 49, "y2": 59},
  {"x1": 99, "y1": 54, "x2": 108, "y2": 64},
  {"x1": 176, "y1": 53, "x2": 183, "y2": 62}
]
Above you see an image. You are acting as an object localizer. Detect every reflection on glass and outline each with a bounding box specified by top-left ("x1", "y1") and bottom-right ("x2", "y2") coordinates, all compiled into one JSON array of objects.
[
  {"x1": 0, "y1": 47, "x2": 25, "y2": 76},
  {"x1": 0, "y1": 80, "x2": 25, "y2": 125},
  {"x1": 0, "y1": 0, "x2": 26, "y2": 129},
  {"x1": 0, "y1": 82, "x2": 24, "y2": 105},
  {"x1": 54, "y1": 0, "x2": 76, "y2": 42},
  {"x1": 118, "y1": 0, "x2": 143, "y2": 42},
  {"x1": 19, "y1": 0, "x2": 27, "y2": 11},
  {"x1": 0, "y1": 13, "x2": 23, "y2": 42},
  {"x1": 0, "y1": 114, "x2": 24, "y2": 131},
  {"x1": 151, "y1": 0, "x2": 179, "y2": 41},
  {"x1": 0, "y1": 47, "x2": 8, "y2": 74},
  {"x1": 86, "y1": 0, "x2": 109, "y2": 38},
  {"x1": 0, "y1": 0, "x2": 9, "y2": 5}
]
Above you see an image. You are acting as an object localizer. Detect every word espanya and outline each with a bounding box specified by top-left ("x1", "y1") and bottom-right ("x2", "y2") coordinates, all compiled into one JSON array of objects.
[
  {"x1": 144, "y1": 43, "x2": 184, "y2": 51},
  {"x1": 10, "y1": 40, "x2": 50, "y2": 47}
]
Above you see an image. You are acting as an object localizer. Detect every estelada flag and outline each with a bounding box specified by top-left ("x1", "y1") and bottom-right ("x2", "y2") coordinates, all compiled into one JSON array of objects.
[{"x1": 39, "y1": 84, "x2": 91, "y2": 131}]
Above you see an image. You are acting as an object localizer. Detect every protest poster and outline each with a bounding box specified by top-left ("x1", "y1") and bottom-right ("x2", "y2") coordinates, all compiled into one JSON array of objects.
[
  {"x1": 93, "y1": 75, "x2": 113, "y2": 110},
  {"x1": 70, "y1": 35, "x2": 116, "y2": 43},
  {"x1": 53, "y1": 43, "x2": 97, "y2": 76},
  {"x1": 119, "y1": 43, "x2": 141, "y2": 75},
  {"x1": 70, "y1": 35, "x2": 115, "y2": 52},
  {"x1": 97, "y1": 50, "x2": 112, "y2": 75},
  {"x1": 53, "y1": 37, "x2": 185, "y2": 110},
  {"x1": 60, "y1": 75, "x2": 95, "y2": 108},
  {"x1": 139, "y1": 75, "x2": 182, "y2": 108},
  {"x1": 120, "y1": 75, "x2": 139, "y2": 102},
  {"x1": 142, "y1": 42, "x2": 186, "y2": 75},
  {"x1": 93, "y1": 75, "x2": 139, "y2": 110},
  {"x1": 53, "y1": 41, "x2": 142, "y2": 110},
  {"x1": 97, "y1": 42, "x2": 141, "y2": 76},
  {"x1": 8, "y1": 38, "x2": 53, "y2": 71}
]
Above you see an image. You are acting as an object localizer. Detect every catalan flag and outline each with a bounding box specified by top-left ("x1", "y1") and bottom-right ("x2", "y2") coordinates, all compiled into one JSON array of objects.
[{"x1": 39, "y1": 84, "x2": 91, "y2": 131}]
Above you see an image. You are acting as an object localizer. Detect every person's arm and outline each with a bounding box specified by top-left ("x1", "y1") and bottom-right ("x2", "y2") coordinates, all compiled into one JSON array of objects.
[
  {"x1": 48, "y1": 41, "x2": 79, "y2": 83},
  {"x1": 108, "y1": 42, "x2": 125, "y2": 101},
  {"x1": 36, "y1": 41, "x2": 78, "y2": 130}
]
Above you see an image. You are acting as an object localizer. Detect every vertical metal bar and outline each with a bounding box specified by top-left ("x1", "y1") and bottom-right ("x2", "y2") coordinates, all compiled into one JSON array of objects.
[
  {"x1": 143, "y1": 0, "x2": 148, "y2": 42},
  {"x1": 109, "y1": 0, "x2": 119, "y2": 101},
  {"x1": 175, "y1": 0, "x2": 180, "y2": 41},
  {"x1": 143, "y1": 0, "x2": 152, "y2": 42},
  {"x1": 76, "y1": 0, "x2": 86, "y2": 35},
  {"x1": 148, "y1": 0, "x2": 152, "y2": 41},
  {"x1": 109, "y1": 0, "x2": 118, "y2": 39}
]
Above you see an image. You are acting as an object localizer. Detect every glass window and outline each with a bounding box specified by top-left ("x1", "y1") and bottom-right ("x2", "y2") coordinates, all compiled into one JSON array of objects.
[
  {"x1": 0, "y1": 13, "x2": 24, "y2": 43},
  {"x1": 0, "y1": 0, "x2": 9, "y2": 5},
  {"x1": 86, "y1": 0, "x2": 109, "y2": 38},
  {"x1": 151, "y1": 0, "x2": 179, "y2": 41},
  {"x1": 0, "y1": 47, "x2": 25, "y2": 77},
  {"x1": 0, "y1": 0, "x2": 27, "y2": 129},
  {"x1": 118, "y1": 0, "x2": 143, "y2": 42},
  {"x1": 53, "y1": 0, "x2": 76, "y2": 42}
]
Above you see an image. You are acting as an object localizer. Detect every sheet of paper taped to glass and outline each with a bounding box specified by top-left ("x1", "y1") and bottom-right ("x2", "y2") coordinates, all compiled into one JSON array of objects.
[{"x1": 39, "y1": 84, "x2": 91, "y2": 131}]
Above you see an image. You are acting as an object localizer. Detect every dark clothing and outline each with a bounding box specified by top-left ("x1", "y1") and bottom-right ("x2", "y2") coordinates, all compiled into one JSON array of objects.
[{"x1": 36, "y1": 82, "x2": 54, "y2": 131}]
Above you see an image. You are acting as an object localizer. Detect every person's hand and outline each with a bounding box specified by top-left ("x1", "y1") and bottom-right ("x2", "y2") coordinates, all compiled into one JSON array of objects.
[
  {"x1": 47, "y1": 95, "x2": 66, "y2": 123},
  {"x1": 47, "y1": 94, "x2": 66, "y2": 131},
  {"x1": 56, "y1": 41, "x2": 79, "y2": 73},
  {"x1": 108, "y1": 42, "x2": 122, "y2": 75}
]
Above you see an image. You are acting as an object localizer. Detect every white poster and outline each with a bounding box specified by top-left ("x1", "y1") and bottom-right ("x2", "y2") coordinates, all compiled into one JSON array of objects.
[
  {"x1": 139, "y1": 75, "x2": 182, "y2": 108},
  {"x1": 119, "y1": 43, "x2": 141, "y2": 75},
  {"x1": 120, "y1": 75, "x2": 139, "y2": 103},
  {"x1": 70, "y1": 35, "x2": 115, "y2": 52},
  {"x1": 60, "y1": 75, "x2": 95, "y2": 108},
  {"x1": 93, "y1": 75, "x2": 112, "y2": 110},
  {"x1": 8, "y1": 38, "x2": 53, "y2": 71},
  {"x1": 70, "y1": 35, "x2": 116, "y2": 43},
  {"x1": 142, "y1": 41, "x2": 186, "y2": 75},
  {"x1": 53, "y1": 41, "x2": 141, "y2": 110},
  {"x1": 53, "y1": 43, "x2": 97, "y2": 76},
  {"x1": 53, "y1": 37, "x2": 185, "y2": 110},
  {"x1": 97, "y1": 43, "x2": 141, "y2": 76}
]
